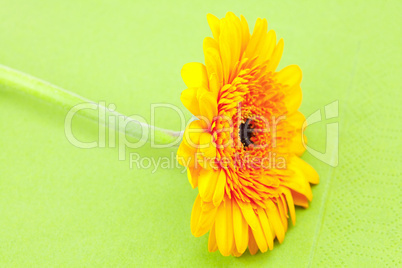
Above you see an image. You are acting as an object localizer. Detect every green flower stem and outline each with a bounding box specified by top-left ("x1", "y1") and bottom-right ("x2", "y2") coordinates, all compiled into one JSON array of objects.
[{"x1": 0, "y1": 64, "x2": 183, "y2": 146}]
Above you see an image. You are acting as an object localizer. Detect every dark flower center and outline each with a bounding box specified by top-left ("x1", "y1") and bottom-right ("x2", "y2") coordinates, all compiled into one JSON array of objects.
[{"x1": 240, "y1": 118, "x2": 254, "y2": 147}]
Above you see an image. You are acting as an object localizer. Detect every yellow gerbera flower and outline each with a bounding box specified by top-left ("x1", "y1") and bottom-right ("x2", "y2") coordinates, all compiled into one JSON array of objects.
[{"x1": 177, "y1": 12, "x2": 319, "y2": 257}]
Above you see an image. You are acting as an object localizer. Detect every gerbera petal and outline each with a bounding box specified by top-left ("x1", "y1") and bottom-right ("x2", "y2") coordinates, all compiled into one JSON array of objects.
[
  {"x1": 180, "y1": 87, "x2": 201, "y2": 116},
  {"x1": 181, "y1": 62, "x2": 209, "y2": 89},
  {"x1": 213, "y1": 169, "x2": 226, "y2": 206},
  {"x1": 207, "y1": 13, "x2": 220, "y2": 41},
  {"x1": 266, "y1": 38, "x2": 284, "y2": 71},
  {"x1": 277, "y1": 65, "x2": 303, "y2": 112},
  {"x1": 245, "y1": 18, "x2": 268, "y2": 61},
  {"x1": 239, "y1": 15, "x2": 250, "y2": 55},
  {"x1": 198, "y1": 90, "x2": 218, "y2": 123},
  {"x1": 208, "y1": 223, "x2": 218, "y2": 252},
  {"x1": 250, "y1": 216, "x2": 268, "y2": 253},
  {"x1": 265, "y1": 201, "x2": 285, "y2": 244},
  {"x1": 198, "y1": 168, "x2": 219, "y2": 202},
  {"x1": 281, "y1": 187, "x2": 296, "y2": 225},
  {"x1": 187, "y1": 167, "x2": 199, "y2": 189},
  {"x1": 198, "y1": 132, "x2": 217, "y2": 163},
  {"x1": 257, "y1": 207, "x2": 274, "y2": 250},
  {"x1": 289, "y1": 132, "x2": 307, "y2": 156},
  {"x1": 276, "y1": 197, "x2": 289, "y2": 231},
  {"x1": 232, "y1": 200, "x2": 249, "y2": 254},
  {"x1": 276, "y1": 64, "x2": 302, "y2": 88},
  {"x1": 291, "y1": 190, "x2": 309, "y2": 208},
  {"x1": 238, "y1": 201, "x2": 259, "y2": 230},
  {"x1": 284, "y1": 84, "x2": 303, "y2": 113},
  {"x1": 183, "y1": 119, "x2": 208, "y2": 148},
  {"x1": 176, "y1": 141, "x2": 196, "y2": 167},
  {"x1": 203, "y1": 39, "x2": 223, "y2": 87},
  {"x1": 191, "y1": 196, "x2": 218, "y2": 237},
  {"x1": 291, "y1": 156, "x2": 320, "y2": 184},
  {"x1": 248, "y1": 227, "x2": 259, "y2": 255},
  {"x1": 286, "y1": 162, "x2": 314, "y2": 201},
  {"x1": 190, "y1": 195, "x2": 202, "y2": 234},
  {"x1": 215, "y1": 198, "x2": 234, "y2": 256},
  {"x1": 287, "y1": 111, "x2": 306, "y2": 131}
]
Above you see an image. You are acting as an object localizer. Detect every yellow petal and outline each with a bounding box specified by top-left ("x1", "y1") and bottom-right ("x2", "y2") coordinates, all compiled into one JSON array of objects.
[
  {"x1": 222, "y1": 12, "x2": 242, "y2": 79},
  {"x1": 276, "y1": 64, "x2": 302, "y2": 88},
  {"x1": 198, "y1": 168, "x2": 219, "y2": 202},
  {"x1": 240, "y1": 15, "x2": 250, "y2": 55},
  {"x1": 257, "y1": 207, "x2": 274, "y2": 250},
  {"x1": 180, "y1": 87, "x2": 201, "y2": 116},
  {"x1": 198, "y1": 133, "x2": 217, "y2": 165},
  {"x1": 215, "y1": 198, "x2": 234, "y2": 256},
  {"x1": 190, "y1": 195, "x2": 202, "y2": 234},
  {"x1": 266, "y1": 201, "x2": 285, "y2": 244},
  {"x1": 232, "y1": 200, "x2": 249, "y2": 254},
  {"x1": 208, "y1": 224, "x2": 218, "y2": 252},
  {"x1": 187, "y1": 167, "x2": 199, "y2": 189},
  {"x1": 281, "y1": 187, "x2": 296, "y2": 225},
  {"x1": 291, "y1": 156, "x2": 319, "y2": 184},
  {"x1": 287, "y1": 111, "x2": 306, "y2": 131},
  {"x1": 285, "y1": 162, "x2": 314, "y2": 201},
  {"x1": 207, "y1": 13, "x2": 220, "y2": 41},
  {"x1": 213, "y1": 169, "x2": 226, "y2": 206},
  {"x1": 238, "y1": 201, "x2": 259, "y2": 230},
  {"x1": 250, "y1": 216, "x2": 268, "y2": 253},
  {"x1": 276, "y1": 197, "x2": 288, "y2": 231},
  {"x1": 266, "y1": 38, "x2": 284, "y2": 72},
  {"x1": 203, "y1": 41, "x2": 223, "y2": 87},
  {"x1": 183, "y1": 119, "x2": 207, "y2": 148},
  {"x1": 208, "y1": 73, "x2": 220, "y2": 99},
  {"x1": 191, "y1": 196, "x2": 218, "y2": 237},
  {"x1": 277, "y1": 65, "x2": 303, "y2": 113},
  {"x1": 219, "y1": 30, "x2": 232, "y2": 85},
  {"x1": 198, "y1": 90, "x2": 218, "y2": 123},
  {"x1": 289, "y1": 131, "x2": 306, "y2": 156},
  {"x1": 245, "y1": 18, "x2": 268, "y2": 60},
  {"x1": 284, "y1": 84, "x2": 302, "y2": 113},
  {"x1": 181, "y1": 62, "x2": 208, "y2": 88},
  {"x1": 176, "y1": 141, "x2": 196, "y2": 167}
]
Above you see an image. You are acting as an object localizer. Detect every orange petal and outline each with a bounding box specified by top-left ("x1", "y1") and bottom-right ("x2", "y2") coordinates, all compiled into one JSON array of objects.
[
  {"x1": 291, "y1": 190, "x2": 309, "y2": 208},
  {"x1": 248, "y1": 227, "x2": 259, "y2": 255}
]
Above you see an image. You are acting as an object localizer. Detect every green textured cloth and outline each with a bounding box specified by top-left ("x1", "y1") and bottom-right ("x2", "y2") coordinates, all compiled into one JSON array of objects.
[{"x1": 0, "y1": 0, "x2": 400, "y2": 266}]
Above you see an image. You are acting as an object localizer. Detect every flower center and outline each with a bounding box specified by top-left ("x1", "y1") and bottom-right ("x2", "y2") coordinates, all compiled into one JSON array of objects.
[{"x1": 239, "y1": 118, "x2": 254, "y2": 148}]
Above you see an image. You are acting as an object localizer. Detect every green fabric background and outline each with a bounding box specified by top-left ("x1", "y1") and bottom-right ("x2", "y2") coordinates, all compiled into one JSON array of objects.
[{"x1": 0, "y1": 0, "x2": 400, "y2": 266}]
